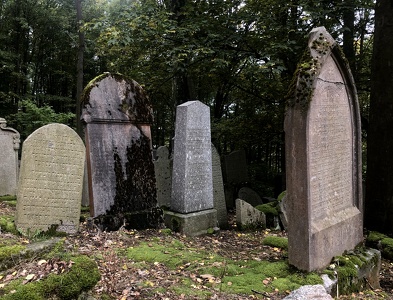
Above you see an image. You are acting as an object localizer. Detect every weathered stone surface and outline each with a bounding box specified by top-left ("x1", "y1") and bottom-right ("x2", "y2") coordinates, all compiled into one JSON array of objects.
[
  {"x1": 236, "y1": 198, "x2": 266, "y2": 229},
  {"x1": 171, "y1": 101, "x2": 213, "y2": 214},
  {"x1": 283, "y1": 285, "x2": 333, "y2": 300},
  {"x1": 16, "y1": 124, "x2": 85, "y2": 234},
  {"x1": 212, "y1": 144, "x2": 228, "y2": 229},
  {"x1": 0, "y1": 118, "x2": 20, "y2": 196},
  {"x1": 154, "y1": 146, "x2": 172, "y2": 208},
  {"x1": 284, "y1": 27, "x2": 363, "y2": 271},
  {"x1": 81, "y1": 73, "x2": 162, "y2": 230},
  {"x1": 164, "y1": 209, "x2": 217, "y2": 236},
  {"x1": 238, "y1": 187, "x2": 263, "y2": 207}
]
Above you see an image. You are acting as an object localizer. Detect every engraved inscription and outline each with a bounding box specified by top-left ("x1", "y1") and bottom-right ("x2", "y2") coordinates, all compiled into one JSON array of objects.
[
  {"x1": 308, "y1": 57, "x2": 353, "y2": 221},
  {"x1": 16, "y1": 125, "x2": 85, "y2": 233}
]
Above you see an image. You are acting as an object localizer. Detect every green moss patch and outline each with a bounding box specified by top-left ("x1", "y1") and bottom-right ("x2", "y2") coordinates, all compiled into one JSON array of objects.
[
  {"x1": 262, "y1": 236, "x2": 288, "y2": 250},
  {"x1": 0, "y1": 195, "x2": 17, "y2": 206},
  {"x1": 125, "y1": 237, "x2": 321, "y2": 297},
  {"x1": 0, "y1": 255, "x2": 100, "y2": 300},
  {"x1": 0, "y1": 215, "x2": 18, "y2": 235}
]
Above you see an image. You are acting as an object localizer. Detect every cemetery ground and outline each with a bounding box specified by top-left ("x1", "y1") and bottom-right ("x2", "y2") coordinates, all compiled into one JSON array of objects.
[{"x1": 0, "y1": 198, "x2": 392, "y2": 299}]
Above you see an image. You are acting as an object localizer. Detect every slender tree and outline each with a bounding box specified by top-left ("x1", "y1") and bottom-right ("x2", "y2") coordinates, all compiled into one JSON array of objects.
[
  {"x1": 365, "y1": 0, "x2": 393, "y2": 234},
  {"x1": 76, "y1": 0, "x2": 84, "y2": 136}
]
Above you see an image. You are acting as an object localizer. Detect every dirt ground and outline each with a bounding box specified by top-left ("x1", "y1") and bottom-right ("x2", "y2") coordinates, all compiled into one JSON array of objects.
[{"x1": 1, "y1": 201, "x2": 393, "y2": 299}]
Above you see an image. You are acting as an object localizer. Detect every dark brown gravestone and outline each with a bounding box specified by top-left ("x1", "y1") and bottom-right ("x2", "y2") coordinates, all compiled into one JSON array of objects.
[
  {"x1": 81, "y1": 73, "x2": 162, "y2": 230},
  {"x1": 284, "y1": 27, "x2": 363, "y2": 271}
]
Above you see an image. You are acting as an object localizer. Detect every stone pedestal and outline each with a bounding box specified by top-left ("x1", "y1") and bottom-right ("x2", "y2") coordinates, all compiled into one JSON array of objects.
[{"x1": 164, "y1": 209, "x2": 217, "y2": 236}]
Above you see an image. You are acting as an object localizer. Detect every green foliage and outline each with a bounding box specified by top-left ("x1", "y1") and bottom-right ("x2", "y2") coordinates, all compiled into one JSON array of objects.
[
  {"x1": 262, "y1": 236, "x2": 288, "y2": 250},
  {"x1": 6, "y1": 99, "x2": 75, "y2": 140}
]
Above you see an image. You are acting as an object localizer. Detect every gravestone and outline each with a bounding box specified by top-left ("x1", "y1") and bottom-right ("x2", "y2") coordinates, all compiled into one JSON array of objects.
[
  {"x1": 0, "y1": 118, "x2": 20, "y2": 196},
  {"x1": 81, "y1": 73, "x2": 162, "y2": 230},
  {"x1": 284, "y1": 27, "x2": 363, "y2": 271},
  {"x1": 238, "y1": 187, "x2": 264, "y2": 207},
  {"x1": 165, "y1": 101, "x2": 217, "y2": 236},
  {"x1": 223, "y1": 149, "x2": 248, "y2": 208},
  {"x1": 236, "y1": 199, "x2": 266, "y2": 230},
  {"x1": 154, "y1": 145, "x2": 172, "y2": 208},
  {"x1": 15, "y1": 123, "x2": 85, "y2": 234},
  {"x1": 212, "y1": 144, "x2": 228, "y2": 229}
]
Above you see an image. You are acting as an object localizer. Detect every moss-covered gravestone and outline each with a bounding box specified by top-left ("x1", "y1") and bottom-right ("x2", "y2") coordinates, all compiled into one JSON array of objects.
[
  {"x1": 284, "y1": 27, "x2": 363, "y2": 271},
  {"x1": 81, "y1": 73, "x2": 162, "y2": 230},
  {"x1": 16, "y1": 124, "x2": 85, "y2": 234}
]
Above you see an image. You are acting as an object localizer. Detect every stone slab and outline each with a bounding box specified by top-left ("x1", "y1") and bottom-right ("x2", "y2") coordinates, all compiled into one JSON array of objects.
[
  {"x1": 212, "y1": 143, "x2": 228, "y2": 229},
  {"x1": 284, "y1": 27, "x2": 363, "y2": 271},
  {"x1": 154, "y1": 146, "x2": 172, "y2": 208},
  {"x1": 171, "y1": 101, "x2": 214, "y2": 214},
  {"x1": 0, "y1": 118, "x2": 20, "y2": 196},
  {"x1": 236, "y1": 198, "x2": 266, "y2": 229},
  {"x1": 16, "y1": 124, "x2": 85, "y2": 234},
  {"x1": 81, "y1": 73, "x2": 162, "y2": 230},
  {"x1": 164, "y1": 209, "x2": 217, "y2": 236}
]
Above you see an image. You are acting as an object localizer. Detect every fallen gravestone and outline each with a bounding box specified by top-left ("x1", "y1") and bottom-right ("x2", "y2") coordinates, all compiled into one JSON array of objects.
[
  {"x1": 15, "y1": 124, "x2": 85, "y2": 234},
  {"x1": 0, "y1": 118, "x2": 20, "y2": 196},
  {"x1": 165, "y1": 101, "x2": 217, "y2": 236},
  {"x1": 284, "y1": 27, "x2": 363, "y2": 271},
  {"x1": 81, "y1": 73, "x2": 162, "y2": 230}
]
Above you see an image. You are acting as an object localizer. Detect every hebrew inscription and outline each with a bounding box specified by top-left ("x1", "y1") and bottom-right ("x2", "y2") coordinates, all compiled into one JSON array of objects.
[{"x1": 16, "y1": 124, "x2": 85, "y2": 234}]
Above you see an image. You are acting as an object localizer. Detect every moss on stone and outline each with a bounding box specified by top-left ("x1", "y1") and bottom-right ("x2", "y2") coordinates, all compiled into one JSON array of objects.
[
  {"x1": 0, "y1": 215, "x2": 18, "y2": 235},
  {"x1": 262, "y1": 236, "x2": 288, "y2": 250},
  {"x1": 255, "y1": 202, "x2": 279, "y2": 216},
  {"x1": 277, "y1": 190, "x2": 286, "y2": 202}
]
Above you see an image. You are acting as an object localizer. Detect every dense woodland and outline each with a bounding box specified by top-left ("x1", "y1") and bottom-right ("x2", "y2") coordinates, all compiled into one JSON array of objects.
[{"x1": 1, "y1": 1, "x2": 392, "y2": 232}]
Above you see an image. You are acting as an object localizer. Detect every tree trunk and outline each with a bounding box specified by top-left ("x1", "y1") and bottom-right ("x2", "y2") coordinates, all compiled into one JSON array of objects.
[
  {"x1": 364, "y1": 0, "x2": 393, "y2": 233},
  {"x1": 75, "y1": 0, "x2": 84, "y2": 137}
]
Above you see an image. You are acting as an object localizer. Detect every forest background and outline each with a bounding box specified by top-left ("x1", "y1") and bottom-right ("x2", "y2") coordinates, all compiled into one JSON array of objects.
[{"x1": 1, "y1": 0, "x2": 388, "y2": 231}]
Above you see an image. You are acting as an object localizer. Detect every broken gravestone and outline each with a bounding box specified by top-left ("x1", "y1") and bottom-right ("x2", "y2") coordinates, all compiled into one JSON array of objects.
[
  {"x1": 154, "y1": 145, "x2": 172, "y2": 208},
  {"x1": 15, "y1": 123, "x2": 85, "y2": 234},
  {"x1": 284, "y1": 27, "x2": 363, "y2": 271},
  {"x1": 81, "y1": 73, "x2": 162, "y2": 230},
  {"x1": 236, "y1": 198, "x2": 266, "y2": 229}
]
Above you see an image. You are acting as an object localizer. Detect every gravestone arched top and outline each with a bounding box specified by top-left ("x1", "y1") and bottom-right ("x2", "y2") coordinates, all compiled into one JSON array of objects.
[{"x1": 81, "y1": 73, "x2": 153, "y2": 124}]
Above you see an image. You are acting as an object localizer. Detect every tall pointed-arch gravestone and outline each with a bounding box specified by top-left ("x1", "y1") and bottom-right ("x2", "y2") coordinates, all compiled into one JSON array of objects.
[
  {"x1": 284, "y1": 27, "x2": 363, "y2": 271},
  {"x1": 81, "y1": 73, "x2": 162, "y2": 230}
]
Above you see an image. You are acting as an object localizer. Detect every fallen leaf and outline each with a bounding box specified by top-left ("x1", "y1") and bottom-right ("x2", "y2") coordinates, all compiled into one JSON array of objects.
[
  {"x1": 37, "y1": 259, "x2": 47, "y2": 266},
  {"x1": 25, "y1": 274, "x2": 35, "y2": 281}
]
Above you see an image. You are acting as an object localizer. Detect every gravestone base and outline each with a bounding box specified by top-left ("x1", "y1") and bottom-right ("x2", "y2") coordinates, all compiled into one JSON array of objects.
[
  {"x1": 164, "y1": 209, "x2": 217, "y2": 236},
  {"x1": 95, "y1": 208, "x2": 164, "y2": 231},
  {"x1": 322, "y1": 248, "x2": 381, "y2": 296}
]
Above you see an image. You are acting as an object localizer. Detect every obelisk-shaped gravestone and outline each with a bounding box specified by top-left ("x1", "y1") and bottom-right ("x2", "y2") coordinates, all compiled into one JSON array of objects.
[
  {"x1": 284, "y1": 27, "x2": 363, "y2": 271},
  {"x1": 16, "y1": 123, "x2": 85, "y2": 234},
  {"x1": 0, "y1": 118, "x2": 20, "y2": 196},
  {"x1": 81, "y1": 73, "x2": 162, "y2": 230},
  {"x1": 165, "y1": 101, "x2": 217, "y2": 236}
]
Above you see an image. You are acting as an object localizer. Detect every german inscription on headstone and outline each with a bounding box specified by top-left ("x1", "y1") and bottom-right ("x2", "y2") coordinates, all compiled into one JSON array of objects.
[
  {"x1": 0, "y1": 118, "x2": 20, "y2": 196},
  {"x1": 15, "y1": 124, "x2": 85, "y2": 234},
  {"x1": 165, "y1": 101, "x2": 217, "y2": 236},
  {"x1": 81, "y1": 73, "x2": 162, "y2": 230},
  {"x1": 284, "y1": 27, "x2": 363, "y2": 271},
  {"x1": 171, "y1": 101, "x2": 214, "y2": 213}
]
